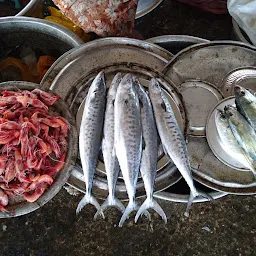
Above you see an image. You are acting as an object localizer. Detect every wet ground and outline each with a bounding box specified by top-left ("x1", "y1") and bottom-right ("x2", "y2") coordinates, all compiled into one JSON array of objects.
[{"x1": 2, "y1": 1, "x2": 255, "y2": 256}]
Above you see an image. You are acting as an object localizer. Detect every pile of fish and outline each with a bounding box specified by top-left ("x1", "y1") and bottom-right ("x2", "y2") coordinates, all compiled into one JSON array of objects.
[
  {"x1": 216, "y1": 86, "x2": 256, "y2": 177},
  {"x1": 77, "y1": 71, "x2": 211, "y2": 227}
]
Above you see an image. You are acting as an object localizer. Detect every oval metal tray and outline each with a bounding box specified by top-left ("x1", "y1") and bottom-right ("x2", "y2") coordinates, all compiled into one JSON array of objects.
[
  {"x1": 136, "y1": 0, "x2": 163, "y2": 19},
  {"x1": 0, "y1": 81, "x2": 77, "y2": 218},
  {"x1": 41, "y1": 38, "x2": 184, "y2": 200}
]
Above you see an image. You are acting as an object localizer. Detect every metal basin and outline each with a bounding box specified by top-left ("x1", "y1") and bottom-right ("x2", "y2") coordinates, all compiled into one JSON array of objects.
[{"x1": 0, "y1": 81, "x2": 78, "y2": 218}]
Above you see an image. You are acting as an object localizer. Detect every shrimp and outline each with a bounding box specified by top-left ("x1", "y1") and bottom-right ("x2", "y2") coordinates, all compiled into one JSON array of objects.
[
  {"x1": 0, "y1": 121, "x2": 20, "y2": 130},
  {"x1": 31, "y1": 89, "x2": 60, "y2": 106},
  {"x1": 4, "y1": 158, "x2": 16, "y2": 182},
  {"x1": 0, "y1": 188, "x2": 8, "y2": 212},
  {"x1": 0, "y1": 154, "x2": 7, "y2": 175},
  {"x1": 16, "y1": 96, "x2": 48, "y2": 110},
  {"x1": 0, "y1": 130, "x2": 20, "y2": 144},
  {"x1": 0, "y1": 96, "x2": 17, "y2": 106}
]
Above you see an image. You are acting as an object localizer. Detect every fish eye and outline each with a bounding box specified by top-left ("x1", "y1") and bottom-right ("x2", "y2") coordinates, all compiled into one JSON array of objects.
[
  {"x1": 241, "y1": 91, "x2": 245, "y2": 96},
  {"x1": 229, "y1": 113, "x2": 233, "y2": 117}
]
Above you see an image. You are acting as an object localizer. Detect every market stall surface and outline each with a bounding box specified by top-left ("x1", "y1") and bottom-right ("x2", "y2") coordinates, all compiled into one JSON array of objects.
[{"x1": 1, "y1": 1, "x2": 255, "y2": 255}]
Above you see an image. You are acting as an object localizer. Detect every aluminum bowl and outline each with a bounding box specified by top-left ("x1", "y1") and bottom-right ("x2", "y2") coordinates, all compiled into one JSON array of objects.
[{"x1": 0, "y1": 81, "x2": 78, "y2": 218}]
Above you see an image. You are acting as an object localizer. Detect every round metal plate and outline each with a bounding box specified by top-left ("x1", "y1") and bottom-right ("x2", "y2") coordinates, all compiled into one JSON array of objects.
[
  {"x1": 40, "y1": 38, "x2": 183, "y2": 200},
  {"x1": 206, "y1": 97, "x2": 249, "y2": 171},
  {"x1": 136, "y1": 0, "x2": 163, "y2": 19},
  {"x1": 222, "y1": 67, "x2": 256, "y2": 97},
  {"x1": 179, "y1": 80, "x2": 223, "y2": 137},
  {"x1": 0, "y1": 81, "x2": 77, "y2": 218},
  {"x1": 162, "y1": 41, "x2": 256, "y2": 93},
  {"x1": 187, "y1": 136, "x2": 256, "y2": 194}
]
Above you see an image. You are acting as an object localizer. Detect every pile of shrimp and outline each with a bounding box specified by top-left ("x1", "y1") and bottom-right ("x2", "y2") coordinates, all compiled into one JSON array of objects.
[{"x1": 0, "y1": 88, "x2": 69, "y2": 212}]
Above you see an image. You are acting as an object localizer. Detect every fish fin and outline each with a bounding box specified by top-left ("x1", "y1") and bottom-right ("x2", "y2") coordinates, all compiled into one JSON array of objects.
[
  {"x1": 135, "y1": 197, "x2": 167, "y2": 223},
  {"x1": 76, "y1": 194, "x2": 105, "y2": 219},
  {"x1": 119, "y1": 201, "x2": 137, "y2": 227},
  {"x1": 94, "y1": 195, "x2": 125, "y2": 219},
  {"x1": 161, "y1": 101, "x2": 167, "y2": 112},
  {"x1": 142, "y1": 136, "x2": 146, "y2": 150},
  {"x1": 185, "y1": 190, "x2": 213, "y2": 217},
  {"x1": 162, "y1": 144, "x2": 168, "y2": 156}
]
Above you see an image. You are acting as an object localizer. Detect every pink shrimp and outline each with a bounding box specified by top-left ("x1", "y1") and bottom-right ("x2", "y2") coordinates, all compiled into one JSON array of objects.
[
  {"x1": 22, "y1": 90, "x2": 38, "y2": 99},
  {"x1": 31, "y1": 89, "x2": 60, "y2": 106},
  {"x1": 16, "y1": 96, "x2": 48, "y2": 110},
  {"x1": 20, "y1": 122, "x2": 37, "y2": 157},
  {"x1": 36, "y1": 137, "x2": 52, "y2": 155},
  {"x1": 14, "y1": 149, "x2": 23, "y2": 173},
  {"x1": 0, "y1": 154, "x2": 7, "y2": 175},
  {"x1": 4, "y1": 158, "x2": 16, "y2": 182},
  {"x1": 24, "y1": 182, "x2": 48, "y2": 203},
  {"x1": 0, "y1": 188, "x2": 9, "y2": 212},
  {"x1": 0, "y1": 130, "x2": 20, "y2": 144},
  {"x1": 25, "y1": 174, "x2": 53, "y2": 192},
  {"x1": 0, "y1": 96, "x2": 17, "y2": 106},
  {"x1": 1, "y1": 90, "x2": 21, "y2": 97},
  {"x1": 55, "y1": 117, "x2": 69, "y2": 137},
  {"x1": 42, "y1": 152, "x2": 66, "y2": 177},
  {"x1": 0, "y1": 121, "x2": 20, "y2": 130}
]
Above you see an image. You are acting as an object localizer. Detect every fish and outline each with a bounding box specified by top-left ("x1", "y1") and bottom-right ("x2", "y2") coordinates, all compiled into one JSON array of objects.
[
  {"x1": 134, "y1": 79, "x2": 167, "y2": 223},
  {"x1": 234, "y1": 86, "x2": 256, "y2": 131},
  {"x1": 215, "y1": 109, "x2": 256, "y2": 172},
  {"x1": 114, "y1": 73, "x2": 143, "y2": 227},
  {"x1": 224, "y1": 105, "x2": 256, "y2": 177},
  {"x1": 76, "y1": 71, "x2": 106, "y2": 218},
  {"x1": 94, "y1": 73, "x2": 125, "y2": 218},
  {"x1": 148, "y1": 78, "x2": 212, "y2": 217}
]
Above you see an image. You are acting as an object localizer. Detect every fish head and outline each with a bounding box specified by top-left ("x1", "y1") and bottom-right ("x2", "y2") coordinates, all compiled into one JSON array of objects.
[
  {"x1": 88, "y1": 71, "x2": 106, "y2": 98},
  {"x1": 224, "y1": 105, "x2": 241, "y2": 125},
  {"x1": 148, "y1": 78, "x2": 163, "y2": 102},
  {"x1": 117, "y1": 73, "x2": 138, "y2": 107},
  {"x1": 215, "y1": 109, "x2": 229, "y2": 129},
  {"x1": 234, "y1": 86, "x2": 254, "y2": 104}
]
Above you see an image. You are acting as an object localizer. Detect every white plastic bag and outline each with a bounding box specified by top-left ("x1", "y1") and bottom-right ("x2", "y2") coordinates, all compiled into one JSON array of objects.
[{"x1": 228, "y1": 0, "x2": 256, "y2": 45}]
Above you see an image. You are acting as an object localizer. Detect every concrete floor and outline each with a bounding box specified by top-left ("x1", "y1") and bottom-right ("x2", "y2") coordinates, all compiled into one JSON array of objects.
[{"x1": 1, "y1": 1, "x2": 256, "y2": 256}]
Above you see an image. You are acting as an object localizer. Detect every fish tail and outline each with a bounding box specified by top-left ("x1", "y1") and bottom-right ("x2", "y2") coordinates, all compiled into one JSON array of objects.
[
  {"x1": 94, "y1": 195, "x2": 125, "y2": 219},
  {"x1": 76, "y1": 194, "x2": 105, "y2": 219},
  {"x1": 185, "y1": 190, "x2": 213, "y2": 217},
  {"x1": 135, "y1": 197, "x2": 167, "y2": 224},
  {"x1": 118, "y1": 200, "x2": 137, "y2": 227}
]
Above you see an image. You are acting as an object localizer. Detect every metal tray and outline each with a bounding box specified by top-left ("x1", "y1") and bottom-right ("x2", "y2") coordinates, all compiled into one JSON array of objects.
[
  {"x1": 206, "y1": 97, "x2": 250, "y2": 171},
  {"x1": 41, "y1": 38, "x2": 184, "y2": 200},
  {"x1": 178, "y1": 80, "x2": 223, "y2": 137},
  {"x1": 162, "y1": 40, "x2": 256, "y2": 194},
  {"x1": 0, "y1": 81, "x2": 77, "y2": 218},
  {"x1": 162, "y1": 41, "x2": 256, "y2": 92},
  {"x1": 222, "y1": 67, "x2": 256, "y2": 97}
]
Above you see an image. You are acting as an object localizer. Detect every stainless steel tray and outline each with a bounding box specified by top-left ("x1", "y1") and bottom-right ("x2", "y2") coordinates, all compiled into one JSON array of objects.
[{"x1": 41, "y1": 37, "x2": 183, "y2": 200}]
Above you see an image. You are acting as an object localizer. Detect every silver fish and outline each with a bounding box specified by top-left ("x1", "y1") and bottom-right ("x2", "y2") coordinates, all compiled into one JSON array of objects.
[
  {"x1": 234, "y1": 85, "x2": 256, "y2": 131},
  {"x1": 94, "y1": 73, "x2": 125, "y2": 218},
  {"x1": 114, "y1": 73, "x2": 142, "y2": 227},
  {"x1": 134, "y1": 79, "x2": 167, "y2": 223},
  {"x1": 149, "y1": 78, "x2": 212, "y2": 217},
  {"x1": 215, "y1": 109, "x2": 254, "y2": 171},
  {"x1": 224, "y1": 105, "x2": 256, "y2": 177},
  {"x1": 76, "y1": 71, "x2": 106, "y2": 217}
]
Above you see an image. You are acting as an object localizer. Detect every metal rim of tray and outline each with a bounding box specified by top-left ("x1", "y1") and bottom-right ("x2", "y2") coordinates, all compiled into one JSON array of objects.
[
  {"x1": 0, "y1": 81, "x2": 78, "y2": 218},
  {"x1": 0, "y1": 16, "x2": 84, "y2": 47},
  {"x1": 136, "y1": 0, "x2": 163, "y2": 19},
  {"x1": 162, "y1": 40, "x2": 256, "y2": 75},
  {"x1": 146, "y1": 35, "x2": 227, "y2": 203}
]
